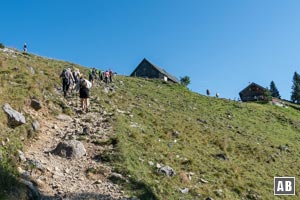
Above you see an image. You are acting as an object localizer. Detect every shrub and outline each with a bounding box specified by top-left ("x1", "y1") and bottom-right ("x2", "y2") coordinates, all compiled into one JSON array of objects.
[{"x1": 0, "y1": 43, "x2": 4, "y2": 49}]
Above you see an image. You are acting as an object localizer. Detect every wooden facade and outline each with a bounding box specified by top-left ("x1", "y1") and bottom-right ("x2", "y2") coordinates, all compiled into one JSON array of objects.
[
  {"x1": 239, "y1": 82, "x2": 268, "y2": 102},
  {"x1": 130, "y1": 58, "x2": 180, "y2": 83}
]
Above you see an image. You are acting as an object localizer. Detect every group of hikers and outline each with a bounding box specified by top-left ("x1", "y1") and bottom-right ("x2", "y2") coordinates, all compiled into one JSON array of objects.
[
  {"x1": 206, "y1": 89, "x2": 220, "y2": 98},
  {"x1": 88, "y1": 68, "x2": 114, "y2": 85},
  {"x1": 60, "y1": 67, "x2": 114, "y2": 112}
]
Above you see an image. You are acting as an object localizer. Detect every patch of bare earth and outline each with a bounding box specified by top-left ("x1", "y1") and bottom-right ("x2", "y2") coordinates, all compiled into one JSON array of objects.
[{"x1": 23, "y1": 97, "x2": 127, "y2": 200}]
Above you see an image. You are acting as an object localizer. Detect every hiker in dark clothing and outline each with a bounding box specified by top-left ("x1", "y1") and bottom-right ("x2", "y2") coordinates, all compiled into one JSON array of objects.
[
  {"x1": 79, "y1": 75, "x2": 92, "y2": 112},
  {"x1": 23, "y1": 43, "x2": 27, "y2": 52},
  {"x1": 109, "y1": 69, "x2": 113, "y2": 83},
  {"x1": 60, "y1": 68, "x2": 75, "y2": 98},
  {"x1": 88, "y1": 69, "x2": 94, "y2": 85},
  {"x1": 206, "y1": 89, "x2": 210, "y2": 96},
  {"x1": 92, "y1": 68, "x2": 97, "y2": 80},
  {"x1": 98, "y1": 69, "x2": 103, "y2": 81}
]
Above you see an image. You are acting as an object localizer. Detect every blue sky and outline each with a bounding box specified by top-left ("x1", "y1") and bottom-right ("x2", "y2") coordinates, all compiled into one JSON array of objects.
[{"x1": 1, "y1": 0, "x2": 300, "y2": 100}]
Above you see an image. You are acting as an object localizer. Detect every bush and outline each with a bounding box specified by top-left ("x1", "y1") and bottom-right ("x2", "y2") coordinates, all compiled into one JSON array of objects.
[{"x1": 0, "y1": 43, "x2": 4, "y2": 49}]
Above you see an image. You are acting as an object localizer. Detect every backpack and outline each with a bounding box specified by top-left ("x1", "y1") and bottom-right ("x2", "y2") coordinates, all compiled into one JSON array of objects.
[
  {"x1": 80, "y1": 79, "x2": 92, "y2": 89},
  {"x1": 61, "y1": 69, "x2": 69, "y2": 80}
]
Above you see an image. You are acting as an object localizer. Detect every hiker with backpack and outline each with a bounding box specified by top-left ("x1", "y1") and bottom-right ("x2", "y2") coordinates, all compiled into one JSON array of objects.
[
  {"x1": 78, "y1": 75, "x2": 92, "y2": 112},
  {"x1": 71, "y1": 68, "x2": 80, "y2": 93},
  {"x1": 104, "y1": 70, "x2": 109, "y2": 84},
  {"x1": 60, "y1": 68, "x2": 75, "y2": 98}
]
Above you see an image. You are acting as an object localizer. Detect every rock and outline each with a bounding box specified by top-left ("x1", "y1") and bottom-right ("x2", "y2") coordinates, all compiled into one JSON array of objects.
[
  {"x1": 51, "y1": 140, "x2": 86, "y2": 159},
  {"x1": 103, "y1": 87, "x2": 109, "y2": 94},
  {"x1": 28, "y1": 65, "x2": 35, "y2": 74},
  {"x1": 205, "y1": 197, "x2": 214, "y2": 200},
  {"x1": 27, "y1": 159, "x2": 45, "y2": 171},
  {"x1": 17, "y1": 167, "x2": 25, "y2": 174},
  {"x1": 215, "y1": 153, "x2": 229, "y2": 161},
  {"x1": 109, "y1": 172, "x2": 126, "y2": 182},
  {"x1": 32, "y1": 120, "x2": 40, "y2": 132},
  {"x1": 20, "y1": 179, "x2": 40, "y2": 200},
  {"x1": 3, "y1": 103, "x2": 26, "y2": 127},
  {"x1": 148, "y1": 161, "x2": 154, "y2": 166},
  {"x1": 214, "y1": 189, "x2": 223, "y2": 197},
  {"x1": 82, "y1": 126, "x2": 90, "y2": 135},
  {"x1": 56, "y1": 114, "x2": 72, "y2": 122},
  {"x1": 246, "y1": 189, "x2": 261, "y2": 200},
  {"x1": 179, "y1": 171, "x2": 189, "y2": 183},
  {"x1": 156, "y1": 163, "x2": 162, "y2": 169},
  {"x1": 278, "y1": 145, "x2": 289, "y2": 152},
  {"x1": 172, "y1": 130, "x2": 180, "y2": 138},
  {"x1": 158, "y1": 166, "x2": 176, "y2": 177},
  {"x1": 179, "y1": 188, "x2": 189, "y2": 194},
  {"x1": 199, "y1": 178, "x2": 209, "y2": 184},
  {"x1": 31, "y1": 99, "x2": 42, "y2": 111},
  {"x1": 17, "y1": 150, "x2": 27, "y2": 162},
  {"x1": 197, "y1": 118, "x2": 208, "y2": 124}
]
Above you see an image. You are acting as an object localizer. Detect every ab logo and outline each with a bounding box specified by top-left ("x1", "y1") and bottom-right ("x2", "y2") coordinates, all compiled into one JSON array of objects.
[{"x1": 274, "y1": 177, "x2": 295, "y2": 195}]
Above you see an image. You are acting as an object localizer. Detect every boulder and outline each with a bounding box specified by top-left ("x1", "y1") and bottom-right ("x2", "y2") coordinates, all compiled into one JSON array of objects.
[
  {"x1": 56, "y1": 114, "x2": 72, "y2": 122},
  {"x1": 51, "y1": 140, "x2": 86, "y2": 159},
  {"x1": 158, "y1": 166, "x2": 176, "y2": 177},
  {"x1": 3, "y1": 103, "x2": 26, "y2": 127},
  {"x1": 17, "y1": 150, "x2": 26, "y2": 162},
  {"x1": 31, "y1": 99, "x2": 42, "y2": 111},
  {"x1": 215, "y1": 153, "x2": 229, "y2": 161},
  {"x1": 32, "y1": 120, "x2": 40, "y2": 132},
  {"x1": 179, "y1": 188, "x2": 189, "y2": 194}
]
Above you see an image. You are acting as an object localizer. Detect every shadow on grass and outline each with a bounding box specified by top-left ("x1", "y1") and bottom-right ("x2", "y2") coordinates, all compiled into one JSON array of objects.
[
  {"x1": 40, "y1": 193, "x2": 127, "y2": 200},
  {"x1": 0, "y1": 164, "x2": 28, "y2": 200},
  {"x1": 109, "y1": 175, "x2": 157, "y2": 200}
]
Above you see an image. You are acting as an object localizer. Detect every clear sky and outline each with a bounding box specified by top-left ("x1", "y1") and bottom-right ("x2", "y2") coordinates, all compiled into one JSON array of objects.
[{"x1": 1, "y1": 0, "x2": 300, "y2": 100}]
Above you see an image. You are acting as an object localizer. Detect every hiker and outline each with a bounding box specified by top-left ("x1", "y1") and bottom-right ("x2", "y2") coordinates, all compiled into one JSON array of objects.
[
  {"x1": 72, "y1": 68, "x2": 80, "y2": 85},
  {"x1": 104, "y1": 70, "x2": 109, "y2": 84},
  {"x1": 88, "y1": 69, "x2": 94, "y2": 85},
  {"x1": 60, "y1": 68, "x2": 75, "y2": 98},
  {"x1": 206, "y1": 89, "x2": 210, "y2": 96},
  {"x1": 92, "y1": 68, "x2": 97, "y2": 81},
  {"x1": 98, "y1": 69, "x2": 103, "y2": 81},
  {"x1": 109, "y1": 68, "x2": 113, "y2": 83},
  {"x1": 71, "y1": 68, "x2": 80, "y2": 93},
  {"x1": 79, "y1": 75, "x2": 92, "y2": 112},
  {"x1": 216, "y1": 93, "x2": 220, "y2": 98},
  {"x1": 23, "y1": 43, "x2": 27, "y2": 52}
]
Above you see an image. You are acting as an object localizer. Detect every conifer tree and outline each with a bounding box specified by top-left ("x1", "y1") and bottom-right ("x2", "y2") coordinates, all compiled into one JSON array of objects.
[
  {"x1": 291, "y1": 72, "x2": 300, "y2": 103},
  {"x1": 270, "y1": 81, "x2": 280, "y2": 99}
]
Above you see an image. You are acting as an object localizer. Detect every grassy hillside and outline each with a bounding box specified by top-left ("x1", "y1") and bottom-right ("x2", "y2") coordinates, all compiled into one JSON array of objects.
[
  {"x1": 1, "y1": 47, "x2": 300, "y2": 199},
  {"x1": 101, "y1": 77, "x2": 300, "y2": 200}
]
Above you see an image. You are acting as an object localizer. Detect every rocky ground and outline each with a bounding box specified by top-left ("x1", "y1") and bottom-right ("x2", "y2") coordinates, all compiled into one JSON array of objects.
[{"x1": 20, "y1": 85, "x2": 129, "y2": 200}]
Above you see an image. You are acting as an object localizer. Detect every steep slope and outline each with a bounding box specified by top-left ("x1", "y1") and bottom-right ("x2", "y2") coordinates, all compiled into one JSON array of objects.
[{"x1": 1, "y1": 48, "x2": 300, "y2": 200}]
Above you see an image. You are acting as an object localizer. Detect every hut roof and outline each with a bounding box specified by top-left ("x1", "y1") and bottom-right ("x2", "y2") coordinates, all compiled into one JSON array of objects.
[
  {"x1": 239, "y1": 82, "x2": 267, "y2": 95},
  {"x1": 131, "y1": 58, "x2": 180, "y2": 83}
]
